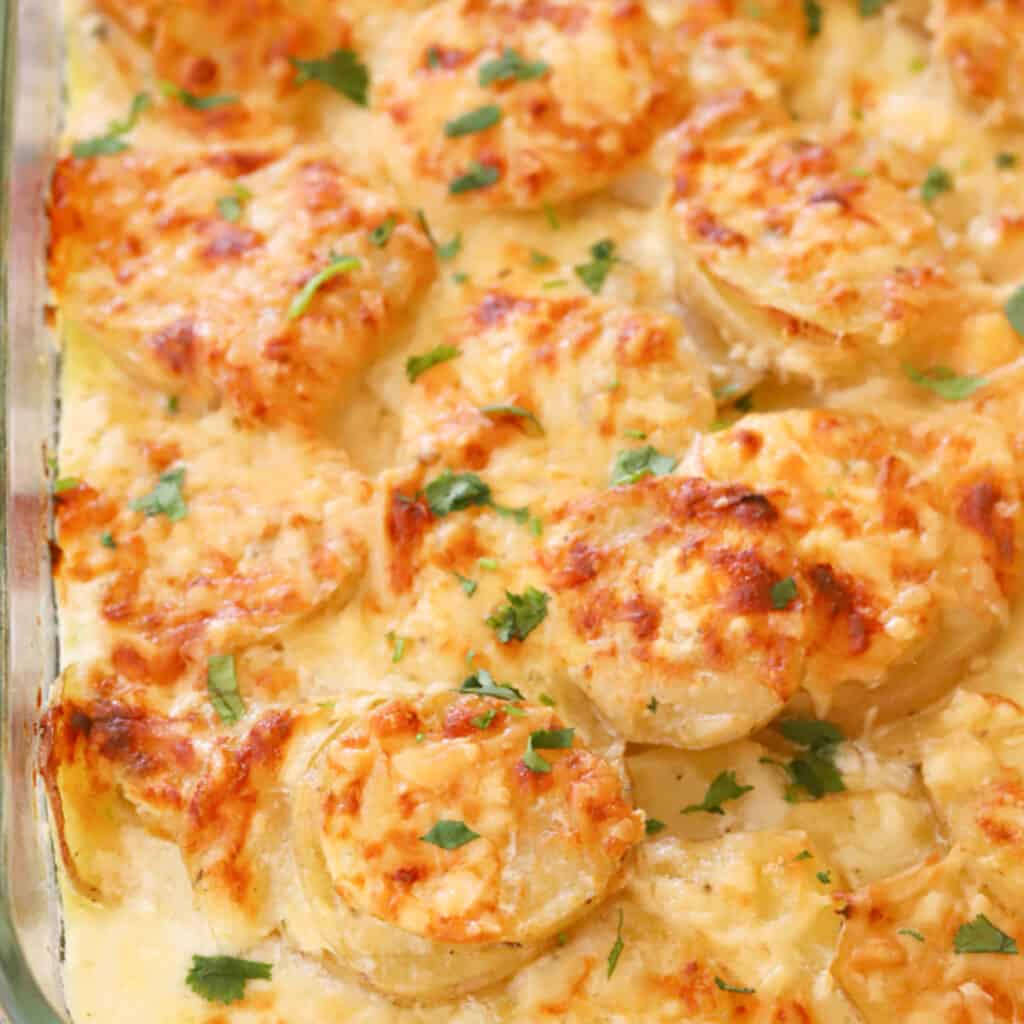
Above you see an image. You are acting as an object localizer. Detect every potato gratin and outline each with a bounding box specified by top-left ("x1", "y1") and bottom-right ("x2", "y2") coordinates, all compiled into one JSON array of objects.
[{"x1": 43, "y1": 0, "x2": 1024, "y2": 1021}]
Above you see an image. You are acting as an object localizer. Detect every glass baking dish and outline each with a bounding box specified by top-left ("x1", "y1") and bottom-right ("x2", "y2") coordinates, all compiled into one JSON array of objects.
[{"x1": 1, "y1": 0, "x2": 69, "y2": 1019}]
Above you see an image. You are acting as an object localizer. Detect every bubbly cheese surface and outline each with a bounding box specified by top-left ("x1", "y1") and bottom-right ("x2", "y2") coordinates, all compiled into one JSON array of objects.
[{"x1": 46, "y1": 1, "x2": 1024, "y2": 1022}]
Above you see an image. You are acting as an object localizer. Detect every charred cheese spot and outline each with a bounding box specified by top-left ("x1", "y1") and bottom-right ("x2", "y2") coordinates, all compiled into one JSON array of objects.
[
  {"x1": 541, "y1": 476, "x2": 809, "y2": 748},
  {"x1": 377, "y1": 0, "x2": 682, "y2": 208},
  {"x1": 398, "y1": 289, "x2": 713, "y2": 498},
  {"x1": 49, "y1": 147, "x2": 435, "y2": 428},
  {"x1": 293, "y1": 693, "x2": 642, "y2": 1001},
  {"x1": 834, "y1": 851, "x2": 1024, "y2": 1023}
]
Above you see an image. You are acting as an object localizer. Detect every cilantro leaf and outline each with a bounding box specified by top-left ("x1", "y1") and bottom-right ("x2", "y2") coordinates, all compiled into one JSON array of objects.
[
  {"x1": 921, "y1": 165, "x2": 953, "y2": 203},
  {"x1": 574, "y1": 238, "x2": 618, "y2": 294},
  {"x1": 486, "y1": 586, "x2": 550, "y2": 643},
  {"x1": 771, "y1": 577, "x2": 799, "y2": 609},
  {"x1": 291, "y1": 49, "x2": 369, "y2": 105},
  {"x1": 803, "y1": 0, "x2": 823, "y2": 36},
  {"x1": 406, "y1": 344, "x2": 460, "y2": 383},
  {"x1": 764, "y1": 718, "x2": 846, "y2": 801},
  {"x1": 610, "y1": 446, "x2": 677, "y2": 486},
  {"x1": 157, "y1": 80, "x2": 238, "y2": 111},
  {"x1": 478, "y1": 48, "x2": 550, "y2": 87},
  {"x1": 207, "y1": 654, "x2": 244, "y2": 724},
  {"x1": 416, "y1": 209, "x2": 462, "y2": 260},
  {"x1": 778, "y1": 719, "x2": 844, "y2": 748},
  {"x1": 186, "y1": 955, "x2": 271, "y2": 1005},
  {"x1": 131, "y1": 467, "x2": 187, "y2": 521},
  {"x1": 449, "y1": 161, "x2": 501, "y2": 195},
  {"x1": 72, "y1": 92, "x2": 150, "y2": 158},
  {"x1": 715, "y1": 977, "x2": 755, "y2": 995},
  {"x1": 458, "y1": 668, "x2": 525, "y2": 701},
  {"x1": 522, "y1": 727, "x2": 575, "y2": 773},
  {"x1": 480, "y1": 404, "x2": 545, "y2": 435},
  {"x1": 644, "y1": 818, "x2": 666, "y2": 835},
  {"x1": 953, "y1": 915, "x2": 1018, "y2": 955},
  {"x1": 285, "y1": 254, "x2": 361, "y2": 320},
  {"x1": 607, "y1": 909, "x2": 625, "y2": 978},
  {"x1": 420, "y1": 819, "x2": 481, "y2": 850},
  {"x1": 681, "y1": 770, "x2": 754, "y2": 815},
  {"x1": 424, "y1": 469, "x2": 492, "y2": 516},
  {"x1": 369, "y1": 216, "x2": 397, "y2": 247},
  {"x1": 444, "y1": 104, "x2": 502, "y2": 137},
  {"x1": 903, "y1": 363, "x2": 985, "y2": 401},
  {"x1": 1005, "y1": 284, "x2": 1024, "y2": 338}
]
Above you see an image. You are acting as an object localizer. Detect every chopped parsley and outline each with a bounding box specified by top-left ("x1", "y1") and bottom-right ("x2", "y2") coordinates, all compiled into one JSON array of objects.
[
  {"x1": 455, "y1": 572, "x2": 479, "y2": 596},
  {"x1": 416, "y1": 210, "x2": 462, "y2": 260},
  {"x1": 1005, "y1": 284, "x2": 1024, "y2": 338},
  {"x1": 610, "y1": 446, "x2": 677, "y2": 487},
  {"x1": 486, "y1": 586, "x2": 550, "y2": 643},
  {"x1": 543, "y1": 278, "x2": 568, "y2": 289},
  {"x1": 216, "y1": 184, "x2": 252, "y2": 223},
  {"x1": 406, "y1": 344, "x2": 460, "y2": 382},
  {"x1": 529, "y1": 249, "x2": 554, "y2": 268},
  {"x1": 444, "y1": 104, "x2": 502, "y2": 137},
  {"x1": 538, "y1": 693, "x2": 556, "y2": 707},
  {"x1": 953, "y1": 915, "x2": 1018, "y2": 955},
  {"x1": 186, "y1": 955, "x2": 271, "y2": 1005},
  {"x1": 761, "y1": 718, "x2": 846, "y2": 801},
  {"x1": 556, "y1": 931, "x2": 568, "y2": 946},
  {"x1": 921, "y1": 165, "x2": 953, "y2": 203},
  {"x1": 100, "y1": 531, "x2": 117, "y2": 549},
  {"x1": 157, "y1": 80, "x2": 238, "y2": 111},
  {"x1": 458, "y1": 668, "x2": 525, "y2": 701},
  {"x1": 574, "y1": 238, "x2": 619, "y2": 295},
  {"x1": 644, "y1": 818, "x2": 666, "y2": 835},
  {"x1": 450, "y1": 160, "x2": 501, "y2": 195},
  {"x1": 424, "y1": 469, "x2": 492, "y2": 515},
  {"x1": 771, "y1": 576, "x2": 799, "y2": 610},
  {"x1": 291, "y1": 49, "x2": 369, "y2": 105},
  {"x1": 53, "y1": 477, "x2": 81, "y2": 494},
  {"x1": 606, "y1": 909, "x2": 625, "y2": 978},
  {"x1": 472, "y1": 708, "x2": 496, "y2": 729},
  {"x1": 207, "y1": 654, "x2": 244, "y2": 724},
  {"x1": 478, "y1": 48, "x2": 550, "y2": 87},
  {"x1": 803, "y1": 0, "x2": 823, "y2": 36},
  {"x1": 903, "y1": 363, "x2": 985, "y2": 401},
  {"x1": 522, "y1": 727, "x2": 574, "y2": 773},
  {"x1": 167, "y1": 395, "x2": 180, "y2": 414},
  {"x1": 543, "y1": 202, "x2": 560, "y2": 230},
  {"x1": 420, "y1": 819, "x2": 481, "y2": 850},
  {"x1": 646, "y1": 696, "x2": 658, "y2": 713},
  {"x1": 794, "y1": 849, "x2": 813, "y2": 862},
  {"x1": 452, "y1": 271, "x2": 470, "y2": 285},
  {"x1": 899, "y1": 928, "x2": 925, "y2": 942},
  {"x1": 996, "y1": 152, "x2": 1018, "y2": 170},
  {"x1": 72, "y1": 92, "x2": 150, "y2": 158},
  {"x1": 478, "y1": 557, "x2": 499, "y2": 572},
  {"x1": 715, "y1": 977, "x2": 755, "y2": 995},
  {"x1": 480, "y1": 404, "x2": 544, "y2": 435},
  {"x1": 285, "y1": 254, "x2": 361, "y2": 321},
  {"x1": 682, "y1": 771, "x2": 754, "y2": 815},
  {"x1": 369, "y1": 216, "x2": 397, "y2": 247},
  {"x1": 387, "y1": 631, "x2": 407, "y2": 663},
  {"x1": 131, "y1": 467, "x2": 187, "y2": 521},
  {"x1": 816, "y1": 870, "x2": 832, "y2": 884},
  {"x1": 858, "y1": 0, "x2": 887, "y2": 14}
]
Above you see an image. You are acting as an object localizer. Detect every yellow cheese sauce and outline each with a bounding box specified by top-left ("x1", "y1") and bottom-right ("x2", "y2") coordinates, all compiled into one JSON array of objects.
[{"x1": 49, "y1": 1, "x2": 1024, "y2": 1021}]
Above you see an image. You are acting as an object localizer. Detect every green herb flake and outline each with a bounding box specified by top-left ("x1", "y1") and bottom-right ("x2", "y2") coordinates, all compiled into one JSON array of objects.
[
  {"x1": 543, "y1": 202, "x2": 560, "y2": 230},
  {"x1": 478, "y1": 48, "x2": 550, "y2": 87},
  {"x1": 794, "y1": 850, "x2": 813, "y2": 862},
  {"x1": 899, "y1": 928, "x2": 925, "y2": 942},
  {"x1": 771, "y1": 576, "x2": 799, "y2": 610},
  {"x1": 416, "y1": 209, "x2": 462, "y2": 260},
  {"x1": 858, "y1": 0, "x2": 887, "y2": 15},
  {"x1": 291, "y1": 49, "x2": 369, "y2": 105},
  {"x1": 816, "y1": 870, "x2": 832, "y2": 884},
  {"x1": 216, "y1": 183, "x2": 252, "y2": 223},
  {"x1": 682, "y1": 770, "x2": 754, "y2": 816},
  {"x1": 953, "y1": 915, "x2": 1019, "y2": 955},
  {"x1": 444, "y1": 104, "x2": 502, "y2": 137},
  {"x1": 453, "y1": 271, "x2": 470, "y2": 285},
  {"x1": 480, "y1": 403, "x2": 544, "y2": 435},
  {"x1": 167, "y1": 395, "x2": 180, "y2": 414},
  {"x1": 285, "y1": 254, "x2": 361, "y2": 321},
  {"x1": 472, "y1": 709, "x2": 497, "y2": 729},
  {"x1": 921, "y1": 165, "x2": 953, "y2": 203},
  {"x1": 369, "y1": 216, "x2": 397, "y2": 248},
  {"x1": 72, "y1": 92, "x2": 151, "y2": 158},
  {"x1": 420, "y1": 819, "x2": 481, "y2": 850},
  {"x1": 803, "y1": 0, "x2": 823, "y2": 37},
  {"x1": 536, "y1": 693, "x2": 555, "y2": 708},
  {"x1": 542, "y1": 278, "x2": 568, "y2": 289},
  {"x1": 186, "y1": 955, "x2": 272, "y2": 1005},
  {"x1": 1005, "y1": 284, "x2": 1024, "y2": 338},
  {"x1": 130, "y1": 467, "x2": 187, "y2": 522},
  {"x1": 157, "y1": 80, "x2": 239, "y2": 111},
  {"x1": 478, "y1": 558, "x2": 499, "y2": 572},
  {"x1": 529, "y1": 249, "x2": 554, "y2": 269},
  {"x1": 455, "y1": 572, "x2": 479, "y2": 596},
  {"x1": 406, "y1": 344, "x2": 460, "y2": 383},
  {"x1": 486, "y1": 586, "x2": 550, "y2": 643},
  {"x1": 522, "y1": 726, "x2": 575, "y2": 773},
  {"x1": 449, "y1": 161, "x2": 501, "y2": 195},
  {"x1": 458, "y1": 668, "x2": 525, "y2": 701},
  {"x1": 610, "y1": 446, "x2": 677, "y2": 487},
  {"x1": 387, "y1": 631, "x2": 407, "y2": 663},
  {"x1": 715, "y1": 977, "x2": 755, "y2": 995},
  {"x1": 100, "y1": 531, "x2": 117, "y2": 549},
  {"x1": 556, "y1": 931, "x2": 568, "y2": 947},
  {"x1": 54, "y1": 477, "x2": 81, "y2": 494},
  {"x1": 607, "y1": 909, "x2": 625, "y2": 979},
  {"x1": 647, "y1": 696, "x2": 658, "y2": 713},
  {"x1": 909, "y1": 55, "x2": 927, "y2": 72},
  {"x1": 996, "y1": 152, "x2": 1018, "y2": 170},
  {"x1": 644, "y1": 818, "x2": 667, "y2": 835},
  {"x1": 903, "y1": 363, "x2": 985, "y2": 401},
  {"x1": 424, "y1": 469, "x2": 492, "y2": 516},
  {"x1": 207, "y1": 654, "x2": 244, "y2": 724},
  {"x1": 574, "y1": 238, "x2": 619, "y2": 295},
  {"x1": 623, "y1": 429, "x2": 648, "y2": 440},
  {"x1": 762, "y1": 718, "x2": 846, "y2": 802}
]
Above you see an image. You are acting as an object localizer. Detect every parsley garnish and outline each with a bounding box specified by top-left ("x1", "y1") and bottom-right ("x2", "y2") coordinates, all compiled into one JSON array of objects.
[
  {"x1": 803, "y1": 0, "x2": 823, "y2": 36},
  {"x1": 996, "y1": 152, "x2": 1018, "y2": 170},
  {"x1": 406, "y1": 344, "x2": 460, "y2": 382},
  {"x1": 486, "y1": 586, "x2": 550, "y2": 643},
  {"x1": 921, "y1": 165, "x2": 953, "y2": 203},
  {"x1": 53, "y1": 477, "x2": 81, "y2": 494},
  {"x1": 762, "y1": 718, "x2": 846, "y2": 801},
  {"x1": 529, "y1": 249, "x2": 554, "y2": 269},
  {"x1": 606, "y1": 909, "x2": 625, "y2": 978},
  {"x1": 478, "y1": 557, "x2": 499, "y2": 572},
  {"x1": 72, "y1": 92, "x2": 150, "y2": 158},
  {"x1": 100, "y1": 531, "x2": 117, "y2": 549},
  {"x1": 543, "y1": 202, "x2": 560, "y2": 230},
  {"x1": 167, "y1": 395, "x2": 180, "y2": 414},
  {"x1": 424, "y1": 469, "x2": 492, "y2": 515},
  {"x1": 387, "y1": 631, "x2": 407, "y2": 663},
  {"x1": 472, "y1": 708, "x2": 496, "y2": 728},
  {"x1": 369, "y1": 216, "x2": 397, "y2": 247},
  {"x1": 522, "y1": 727, "x2": 574, "y2": 773},
  {"x1": 682, "y1": 771, "x2": 754, "y2": 815},
  {"x1": 556, "y1": 931, "x2": 568, "y2": 946},
  {"x1": 455, "y1": 572, "x2": 478, "y2": 596},
  {"x1": 291, "y1": 49, "x2": 369, "y2": 105},
  {"x1": 645, "y1": 818, "x2": 666, "y2": 835},
  {"x1": 538, "y1": 693, "x2": 556, "y2": 707},
  {"x1": 416, "y1": 210, "x2": 462, "y2": 260},
  {"x1": 157, "y1": 80, "x2": 238, "y2": 111},
  {"x1": 445, "y1": 105, "x2": 502, "y2": 137},
  {"x1": 610, "y1": 446, "x2": 677, "y2": 487},
  {"x1": 858, "y1": 0, "x2": 887, "y2": 14},
  {"x1": 420, "y1": 819, "x2": 480, "y2": 850},
  {"x1": 186, "y1": 955, "x2": 271, "y2": 1005},
  {"x1": 480, "y1": 404, "x2": 544, "y2": 435},
  {"x1": 771, "y1": 577, "x2": 799, "y2": 609},
  {"x1": 216, "y1": 184, "x2": 252, "y2": 223},
  {"x1": 453, "y1": 271, "x2": 470, "y2": 284},
  {"x1": 478, "y1": 48, "x2": 549, "y2": 87},
  {"x1": 646, "y1": 696, "x2": 658, "y2": 713},
  {"x1": 1005, "y1": 285, "x2": 1024, "y2": 337},
  {"x1": 574, "y1": 238, "x2": 618, "y2": 295},
  {"x1": 131, "y1": 467, "x2": 187, "y2": 521},
  {"x1": 715, "y1": 977, "x2": 755, "y2": 995},
  {"x1": 285, "y1": 254, "x2": 360, "y2": 321},
  {"x1": 903, "y1": 363, "x2": 985, "y2": 400},
  {"x1": 207, "y1": 654, "x2": 244, "y2": 724},
  {"x1": 899, "y1": 928, "x2": 925, "y2": 942},
  {"x1": 458, "y1": 668, "x2": 525, "y2": 701},
  {"x1": 794, "y1": 849, "x2": 813, "y2": 861},
  {"x1": 816, "y1": 870, "x2": 831, "y2": 884},
  {"x1": 953, "y1": 915, "x2": 1018, "y2": 955},
  {"x1": 450, "y1": 161, "x2": 501, "y2": 195}
]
